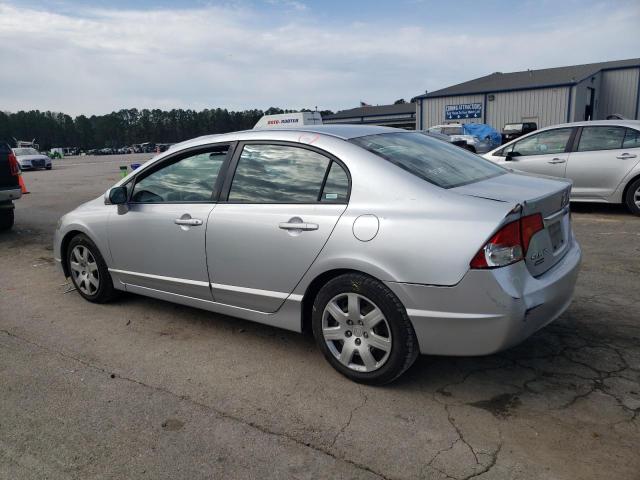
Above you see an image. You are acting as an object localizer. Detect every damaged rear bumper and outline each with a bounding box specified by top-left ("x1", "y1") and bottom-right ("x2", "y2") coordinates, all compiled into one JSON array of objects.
[{"x1": 386, "y1": 237, "x2": 582, "y2": 356}]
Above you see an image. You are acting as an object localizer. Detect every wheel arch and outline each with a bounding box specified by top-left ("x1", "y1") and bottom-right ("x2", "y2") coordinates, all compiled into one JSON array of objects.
[
  {"x1": 300, "y1": 268, "x2": 383, "y2": 335},
  {"x1": 621, "y1": 172, "x2": 640, "y2": 207},
  {"x1": 59, "y1": 229, "x2": 102, "y2": 277}
]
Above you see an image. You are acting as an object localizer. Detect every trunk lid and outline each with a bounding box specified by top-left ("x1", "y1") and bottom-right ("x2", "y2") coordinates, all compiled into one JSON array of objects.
[{"x1": 452, "y1": 171, "x2": 573, "y2": 276}]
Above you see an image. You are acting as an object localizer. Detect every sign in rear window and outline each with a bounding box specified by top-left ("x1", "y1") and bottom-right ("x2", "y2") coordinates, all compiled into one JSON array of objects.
[{"x1": 445, "y1": 103, "x2": 482, "y2": 120}]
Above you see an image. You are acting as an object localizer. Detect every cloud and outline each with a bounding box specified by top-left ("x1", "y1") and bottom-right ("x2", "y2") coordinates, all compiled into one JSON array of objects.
[{"x1": 0, "y1": 1, "x2": 638, "y2": 116}]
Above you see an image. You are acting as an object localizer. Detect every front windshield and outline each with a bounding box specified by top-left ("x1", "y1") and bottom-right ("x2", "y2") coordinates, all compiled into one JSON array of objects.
[
  {"x1": 351, "y1": 132, "x2": 505, "y2": 189},
  {"x1": 503, "y1": 124, "x2": 523, "y2": 132},
  {"x1": 14, "y1": 148, "x2": 39, "y2": 156}
]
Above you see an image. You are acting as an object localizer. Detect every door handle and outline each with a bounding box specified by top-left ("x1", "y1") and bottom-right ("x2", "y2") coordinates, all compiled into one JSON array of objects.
[
  {"x1": 174, "y1": 218, "x2": 203, "y2": 226},
  {"x1": 279, "y1": 222, "x2": 319, "y2": 231},
  {"x1": 547, "y1": 158, "x2": 566, "y2": 164},
  {"x1": 617, "y1": 153, "x2": 637, "y2": 159}
]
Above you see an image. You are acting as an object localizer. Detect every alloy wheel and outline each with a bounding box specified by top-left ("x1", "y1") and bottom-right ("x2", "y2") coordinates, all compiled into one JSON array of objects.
[
  {"x1": 69, "y1": 245, "x2": 100, "y2": 296},
  {"x1": 321, "y1": 293, "x2": 392, "y2": 372},
  {"x1": 634, "y1": 185, "x2": 640, "y2": 209}
]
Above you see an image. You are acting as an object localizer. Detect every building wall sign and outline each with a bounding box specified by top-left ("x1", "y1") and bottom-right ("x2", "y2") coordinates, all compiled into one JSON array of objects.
[{"x1": 445, "y1": 103, "x2": 482, "y2": 120}]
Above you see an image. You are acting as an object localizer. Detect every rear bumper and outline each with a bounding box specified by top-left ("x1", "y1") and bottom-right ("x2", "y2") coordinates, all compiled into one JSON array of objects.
[
  {"x1": 0, "y1": 187, "x2": 21, "y2": 203},
  {"x1": 386, "y1": 236, "x2": 582, "y2": 356}
]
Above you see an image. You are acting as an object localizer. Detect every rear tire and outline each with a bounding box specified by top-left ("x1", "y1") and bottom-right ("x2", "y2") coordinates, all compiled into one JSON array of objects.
[
  {"x1": 66, "y1": 234, "x2": 117, "y2": 303},
  {"x1": 624, "y1": 177, "x2": 640, "y2": 216},
  {"x1": 312, "y1": 273, "x2": 419, "y2": 385},
  {"x1": 0, "y1": 208, "x2": 14, "y2": 231}
]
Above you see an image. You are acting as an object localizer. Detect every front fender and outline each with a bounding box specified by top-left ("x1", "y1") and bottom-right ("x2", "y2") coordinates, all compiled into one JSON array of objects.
[{"x1": 54, "y1": 206, "x2": 112, "y2": 274}]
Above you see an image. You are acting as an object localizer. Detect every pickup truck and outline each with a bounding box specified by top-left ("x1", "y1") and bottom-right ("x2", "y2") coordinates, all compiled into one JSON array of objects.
[{"x1": 0, "y1": 142, "x2": 21, "y2": 230}]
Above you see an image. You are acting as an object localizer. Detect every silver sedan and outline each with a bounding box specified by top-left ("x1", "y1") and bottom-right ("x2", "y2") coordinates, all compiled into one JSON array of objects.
[
  {"x1": 483, "y1": 120, "x2": 640, "y2": 215},
  {"x1": 54, "y1": 126, "x2": 581, "y2": 384}
]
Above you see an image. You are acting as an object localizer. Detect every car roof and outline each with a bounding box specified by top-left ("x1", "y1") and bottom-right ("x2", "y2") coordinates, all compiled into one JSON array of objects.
[
  {"x1": 165, "y1": 125, "x2": 404, "y2": 153},
  {"x1": 189, "y1": 125, "x2": 400, "y2": 144},
  {"x1": 537, "y1": 119, "x2": 640, "y2": 130}
]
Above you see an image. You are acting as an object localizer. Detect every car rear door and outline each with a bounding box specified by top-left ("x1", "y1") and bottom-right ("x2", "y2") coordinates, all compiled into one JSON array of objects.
[
  {"x1": 107, "y1": 144, "x2": 232, "y2": 300},
  {"x1": 566, "y1": 126, "x2": 640, "y2": 200},
  {"x1": 501, "y1": 127, "x2": 575, "y2": 178},
  {"x1": 206, "y1": 142, "x2": 349, "y2": 313}
]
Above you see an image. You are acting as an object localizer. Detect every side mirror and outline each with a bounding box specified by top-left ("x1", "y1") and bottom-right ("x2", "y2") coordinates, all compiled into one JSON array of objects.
[
  {"x1": 505, "y1": 151, "x2": 519, "y2": 161},
  {"x1": 107, "y1": 186, "x2": 128, "y2": 205}
]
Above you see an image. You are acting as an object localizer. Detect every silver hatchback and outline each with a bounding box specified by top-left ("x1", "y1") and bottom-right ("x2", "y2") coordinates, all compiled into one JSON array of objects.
[{"x1": 54, "y1": 126, "x2": 581, "y2": 384}]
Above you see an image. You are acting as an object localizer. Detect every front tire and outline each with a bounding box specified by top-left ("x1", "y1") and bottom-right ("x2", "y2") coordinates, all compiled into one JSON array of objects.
[
  {"x1": 66, "y1": 234, "x2": 117, "y2": 303},
  {"x1": 624, "y1": 177, "x2": 640, "y2": 216},
  {"x1": 312, "y1": 273, "x2": 419, "y2": 385}
]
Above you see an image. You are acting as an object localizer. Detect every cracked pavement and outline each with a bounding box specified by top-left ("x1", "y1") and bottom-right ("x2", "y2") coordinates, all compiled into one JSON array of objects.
[{"x1": 1, "y1": 155, "x2": 639, "y2": 479}]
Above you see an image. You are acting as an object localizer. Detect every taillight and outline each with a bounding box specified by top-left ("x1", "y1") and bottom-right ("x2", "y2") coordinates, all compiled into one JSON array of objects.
[
  {"x1": 8, "y1": 152, "x2": 20, "y2": 176},
  {"x1": 470, "y1": 213, "x2": 544, "y2": 269},
  {"x1": 521, "y1": 213, "x2": 544, "y2": 253}
]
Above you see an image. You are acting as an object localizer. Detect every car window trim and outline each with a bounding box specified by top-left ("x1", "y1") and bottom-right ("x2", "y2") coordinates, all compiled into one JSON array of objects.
[
  {"x1": 566, "y1": 127, "x2": 580, "y2": 153},
  {"x1": 623, "y1": 128, "x2": 640, "y2": 149},
  {"x1": 125, "y1": 142, "x2": 237, "y2": 204},
  {"x1": 219, "y1": 140, "x2": 352, "y2": 205}
]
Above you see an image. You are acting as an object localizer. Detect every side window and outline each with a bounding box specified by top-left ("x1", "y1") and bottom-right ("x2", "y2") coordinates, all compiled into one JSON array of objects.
[
  {"x1": 623, "y1": 128, "x2": 640, "y2": 149},
  {"x1": 228, "y1": 144, "x2": 331, "y2": 203},
  {"x1": 321, "y1": 162, "x2": 349, "y2": 203},
  {"x1": 496, "y1": 144, "x2": 514, "y2": 156},
  {"x1": 577, "y1": 127, "x2": 625, "y2": 152},
  {"x1": 131, "y1": 147, "x2": 227, "y2": 203},
  {"x1": 512, "y1": 128, "x2": 572, "y2": 156}
]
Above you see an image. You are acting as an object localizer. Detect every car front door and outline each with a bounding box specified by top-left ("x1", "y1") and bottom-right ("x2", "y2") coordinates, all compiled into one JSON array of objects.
[
  {"x1": 566, "y1": 126, "x2": 640, "y2": 200},
  {"x1": 206, "y1": 142, "x2": 350, "y2": 313},
  {"x1": 107, "y1": 144, "x2": 232, "y2": 300},
  {"x1": 501, "y1": 127, "x2": 574, "y2": 178}
]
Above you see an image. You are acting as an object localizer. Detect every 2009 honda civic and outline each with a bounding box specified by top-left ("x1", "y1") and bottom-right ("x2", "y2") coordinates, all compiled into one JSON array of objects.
[{"x1": 54, "y1": 125, "x2": 581, "y2": 384}]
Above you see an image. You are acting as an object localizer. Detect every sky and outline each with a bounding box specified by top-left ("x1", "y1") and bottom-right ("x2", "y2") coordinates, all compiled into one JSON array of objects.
[{"x1": 1, "y1": 0, "x2": 639, "y2": 116}]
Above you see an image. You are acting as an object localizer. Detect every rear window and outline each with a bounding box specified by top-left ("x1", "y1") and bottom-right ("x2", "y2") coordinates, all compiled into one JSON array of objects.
[
  {"x1": 503, "y1": 123, "x2": 523, "y2": 132},
  {"x1": 351, "y1": 132, "x2": 505, "y2": 189},
  {"x1": 442, "y1": 126, "x2": 463, "y2": 135}
]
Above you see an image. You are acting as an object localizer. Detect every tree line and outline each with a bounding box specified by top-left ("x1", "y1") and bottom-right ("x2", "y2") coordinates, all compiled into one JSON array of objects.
[{"x1": 0, "y1": 107, "x2": 334, "y2": 151}]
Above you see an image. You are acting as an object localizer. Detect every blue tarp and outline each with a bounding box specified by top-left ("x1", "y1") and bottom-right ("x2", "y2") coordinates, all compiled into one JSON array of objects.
[{"x1": 462, "y1": 123, "x2": 502, "y2": 148}]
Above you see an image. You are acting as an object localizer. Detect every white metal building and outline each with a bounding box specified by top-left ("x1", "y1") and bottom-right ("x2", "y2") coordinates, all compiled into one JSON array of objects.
[{"x1": 414, "y1": 58, "x2": 640, "y2": 131}]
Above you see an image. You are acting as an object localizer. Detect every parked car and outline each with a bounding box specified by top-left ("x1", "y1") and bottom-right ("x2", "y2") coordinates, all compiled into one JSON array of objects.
[
  {"x1": 483, "y1": 120, "x2": 640, "y2": 215},
  {"x1": 13, "y1": 147, "x2": 52, "y2": 170},
  {"x1": 0, "y1": 142, "x2": 21, "y2": 230},
  {"x1": 54, "y1": 125, "x2": 581, "y2": 384},
  {"x1": 426, "y1": 123, "x2": 500, "y2": 153},
  {"x1": 501, "y1": 122, "x2": 537, "y2": 144},
  {"x1": 420, "y1": 130, "x2": 469, "y2": 149}
]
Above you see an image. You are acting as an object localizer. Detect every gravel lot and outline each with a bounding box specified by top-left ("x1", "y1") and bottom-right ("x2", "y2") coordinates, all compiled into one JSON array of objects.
[{"x1": 1, "y1": 154, "x2": 639, "y2": 479}]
